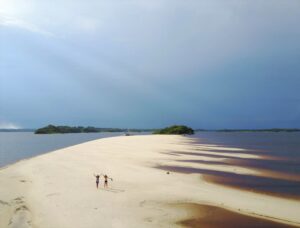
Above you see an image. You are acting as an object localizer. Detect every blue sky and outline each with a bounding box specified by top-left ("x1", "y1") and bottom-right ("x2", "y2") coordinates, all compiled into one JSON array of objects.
[{"x1": 1, "y1": 0, "x2": 300, "y2": 129}]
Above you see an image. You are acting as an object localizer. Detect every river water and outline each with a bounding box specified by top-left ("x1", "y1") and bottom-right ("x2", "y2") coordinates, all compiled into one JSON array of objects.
[{"x1": 0, "y1": 132, "x2": 123, "y2": 167}]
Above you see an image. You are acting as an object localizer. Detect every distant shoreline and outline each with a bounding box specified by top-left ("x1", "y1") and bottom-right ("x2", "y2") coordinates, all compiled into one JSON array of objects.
[
  {"x1": 0, "y1": 129, "x2": 35, "y2": 132},
  {"x1": 34, "y1": 125, "x2": 156, "y2": 134},
  {"x1": 196, "y1": 128, "x2": 300, "y2": 132},
  {"x1": 1, "y1": 128, "x2": 299, "y2": 133}
]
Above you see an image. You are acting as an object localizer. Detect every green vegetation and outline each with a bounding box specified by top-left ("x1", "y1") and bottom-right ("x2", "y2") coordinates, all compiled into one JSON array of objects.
[
  {"x1": 154, "y1": 125, "x2": 194, "y2": 135},
  {"x1": 33, "y1": 125, "x2": 300, "y2": 134},
  {"x1": 35, "y1": 125, "x2": 154, "y2": 134}
]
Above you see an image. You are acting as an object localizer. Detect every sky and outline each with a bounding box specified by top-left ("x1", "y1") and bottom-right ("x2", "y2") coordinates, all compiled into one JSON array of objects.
[{"x1": 0, "y1": 0, "x2": 300, "y2": 129}]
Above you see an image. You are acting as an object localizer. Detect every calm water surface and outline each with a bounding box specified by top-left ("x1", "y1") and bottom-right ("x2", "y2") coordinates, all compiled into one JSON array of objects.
[
  {"x1": 157, "y1": 132, "x2": 300, "y2": 199},
  {"x1": 193, "y1": 132, "x2": 300, "y2": 159},
  {"x1": 0, "y1": 132, "x2": 123, "y2": 167},
  {"x1": 190, "y1": 132, "x2": 300, "y2": 198}
]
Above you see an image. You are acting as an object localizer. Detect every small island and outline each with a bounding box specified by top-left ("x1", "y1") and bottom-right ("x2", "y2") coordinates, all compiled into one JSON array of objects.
[
  {"x1": 35, "y1": 125, "x2": 152, "y2": 134},
  {"x1": 154, "y1": 125, "x2": 194, "y2": 135}
]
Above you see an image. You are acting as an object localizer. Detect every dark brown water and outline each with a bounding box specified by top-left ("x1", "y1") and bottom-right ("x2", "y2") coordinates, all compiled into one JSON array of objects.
[
  {"x1": 159, "y1": 132, "x2": 300, "y2": 199},
  {"x1": 176, "y1": 203, "x2": 296, "y2": 228}
]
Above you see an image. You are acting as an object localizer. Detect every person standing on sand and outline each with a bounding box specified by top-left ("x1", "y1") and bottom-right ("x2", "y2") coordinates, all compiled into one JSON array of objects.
[
  {"x1": 94, "y1": 173, "x2": 102, "y2": 189},
  {"x1": 103, "y1": 174, "x2": 113, "y2": 188}
]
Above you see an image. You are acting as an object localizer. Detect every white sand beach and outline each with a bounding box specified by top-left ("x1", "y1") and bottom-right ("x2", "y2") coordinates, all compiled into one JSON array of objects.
[{"x1": 0, "y1": 135, "x2": 300, "y2": 228}]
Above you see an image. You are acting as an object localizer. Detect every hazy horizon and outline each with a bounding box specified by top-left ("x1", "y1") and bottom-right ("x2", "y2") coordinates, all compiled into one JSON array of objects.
[
  {"x1": 1, "y1": 125, "x2": 300, "y2": 131},
  {"x1": 1, "y1": 0, "x2": 300, "y2": 129}
]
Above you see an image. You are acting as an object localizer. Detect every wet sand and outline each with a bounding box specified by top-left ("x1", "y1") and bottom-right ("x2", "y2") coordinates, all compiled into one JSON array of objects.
[
  {"x1": 176, "y1": 203, "x2": 295, "y2": 228},
  {"x1": 158, "y1": 145, "x2": 300, "y2": 199},
  {"x1": 156, "y1": 164, "x2": 300, "y2": 199}
]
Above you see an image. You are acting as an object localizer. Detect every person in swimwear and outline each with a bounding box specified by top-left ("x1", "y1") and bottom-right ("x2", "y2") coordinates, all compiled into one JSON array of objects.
[
  {"x1": 103, "y1": 174, "x2": 113, "y2": 188},
  {"x1": 94, "y1": 173, "x2": 102, "y2": 189}
]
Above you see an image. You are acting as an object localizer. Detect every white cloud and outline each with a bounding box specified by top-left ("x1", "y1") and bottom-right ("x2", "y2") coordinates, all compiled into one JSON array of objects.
[
  {"x1": 0, "y1": 121, "x2": 21, "y2": 129},
  {"x1": 0, "y1": 14, "x2": 55, "y2": 37}
]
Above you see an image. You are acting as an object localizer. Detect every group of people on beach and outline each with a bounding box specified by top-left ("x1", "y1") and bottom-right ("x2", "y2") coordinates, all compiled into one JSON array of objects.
[{"x1": 94, "y1": 173, "x2": 113, "y2": 189}]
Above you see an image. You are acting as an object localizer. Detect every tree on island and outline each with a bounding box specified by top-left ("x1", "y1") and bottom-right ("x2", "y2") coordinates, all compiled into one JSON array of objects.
[
  {"x1": 154, "y1": 125, "x2": 194, "y2": 135},
  {"x1": 34, "y1": 124, "x2": 156, "y2": 134},
  {"x1": 35, "y1": 125, "x2": 86, "y2": 134}
]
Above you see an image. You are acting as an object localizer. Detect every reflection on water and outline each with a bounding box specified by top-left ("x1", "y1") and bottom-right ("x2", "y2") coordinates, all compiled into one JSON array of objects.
[
  {"x1": 157, "y1": 132, "x2": 300, "y2": 199},
  {"x1": 192, "y1": 132, "x2": 300, "y2": 160},
  {"x1": 156, "y1": 165, "x2": 300, "y2": 199}
]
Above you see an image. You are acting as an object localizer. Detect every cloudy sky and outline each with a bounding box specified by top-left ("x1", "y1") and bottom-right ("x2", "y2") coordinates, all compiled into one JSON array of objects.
[{"x1": 0, "y1": 0, "x2": 299, "y2": 129}]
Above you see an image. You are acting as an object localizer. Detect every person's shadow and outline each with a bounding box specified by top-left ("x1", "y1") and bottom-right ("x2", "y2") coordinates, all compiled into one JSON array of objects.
[{"x1": 102, "y1": 188, "x2": 125, "y2": 193}]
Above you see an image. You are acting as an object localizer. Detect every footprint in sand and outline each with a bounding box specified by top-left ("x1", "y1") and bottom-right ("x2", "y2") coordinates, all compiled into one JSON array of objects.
[
  {"x1": 15, "y1": 205, "x2": 29, "y2": 212},
  {"x1": 139, "y1": 200, "x2": 146, "y2": 207},
  {"x1": 144, "y1": 217, "x2": 153, "y2": 223},
  {"x1": 14, "y1": 197, "x2": 24, "y2": 200},
  {"x1": 46, "y1": 193, "x2": 60, "y2": 197},
  {"x1": 13, "y1": 197, "x2": 24, "y2": 204},
  {"x1": 6, "y1": 196, "x2": 33, "y2": 228},
  {"x1": 140, "y1": 200, "x2": 162, "y2": 210},
  {"x1": 8, "y1": 204, "x2": 32, "y2": 228},
  {"x1": 0, "y1": 200, "x2": 10, "y2": 206},
  {"x1": 19, "y1": 180, "x2": 32, "y2": 183}
]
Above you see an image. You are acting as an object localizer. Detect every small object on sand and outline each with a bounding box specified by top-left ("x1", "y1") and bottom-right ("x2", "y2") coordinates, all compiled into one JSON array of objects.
[{"x1": 166, "y1": 172, "x2": 170, "y2": 175}]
